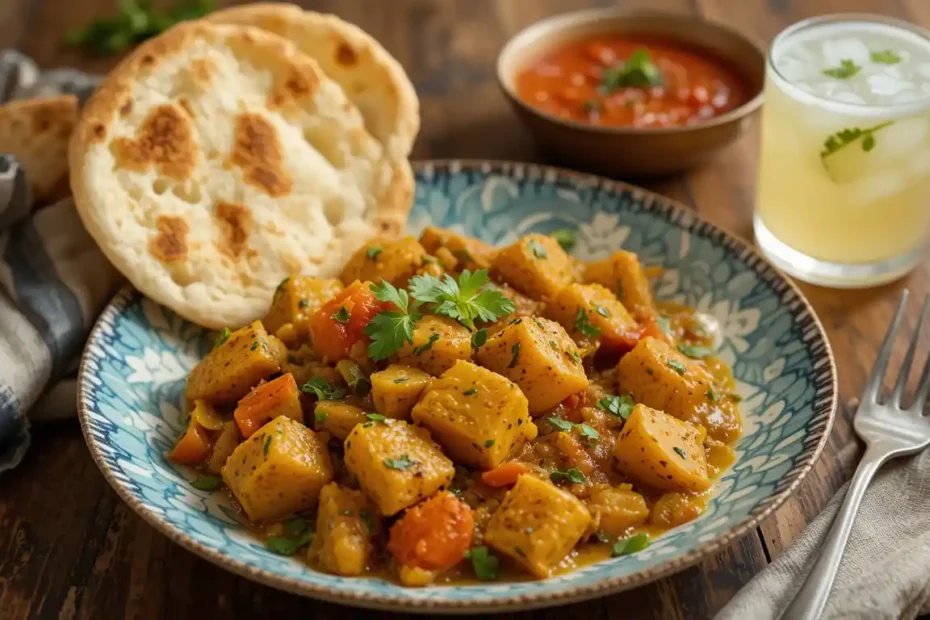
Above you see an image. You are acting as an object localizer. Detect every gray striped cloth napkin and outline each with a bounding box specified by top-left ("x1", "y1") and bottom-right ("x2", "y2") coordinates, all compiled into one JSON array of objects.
[{"x1": 0, "y1": 51, "x2": 121, "y2": 472}]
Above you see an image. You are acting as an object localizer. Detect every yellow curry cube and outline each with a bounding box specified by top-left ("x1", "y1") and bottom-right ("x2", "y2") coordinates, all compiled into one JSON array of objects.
[
  {"x1": 222, "y1": 416, "x2": 333, "y2": 522},
  {"x1": 186, "y1": 321, "x2": 287, "y2": 406},
  {"x1": 613, "y1": 404, "x2": 709, "y2": 493},
  {"x1": 395, "y1": 314, "x2": 472, "y2": 376},
  {"x1": 492, "y1": 233, "x2": 575, "y2": 300},
  {"x1": 411, "y1": 360, "x2": 537, "y2": 470},
  {"x1": 616, "y1": 337, "x2": 741, "y2": 442},
  {"x1": 262, "y1": 276, "x2": 343, "y2": 342},
  {"x1": 476, "y1": 317, "x2": 588, "y2": 414},
  {"x1": 370, "y1": 364, "x2": 432, "y2": 419},
  {"x1": 419, "y1": 226, "x2": 496, "y2": 272},
  {"x1": 340, "y1": 236, "x2": 426, "y2": 287},
  {"x1": 314, "y1": 401, "x2": 368, "y2": 440},
  {"x1": 545, "y1": 283, "x2": 639, "y2": 346},
  {"x1": 585, "y1": 484, "x2": 650, "y2": 537},
  {"x1": 311, "y1": 483, "x2": 381, "y2": 576},
  {"x1": 344, "y1": 419, "x2": 454, "y2": 515},
  {"x1": 484, "y1": 474, "x2": 592, "y2": 578},
  {"x1": 583, "y1": 250, "x2": 656, "y2": 319}
]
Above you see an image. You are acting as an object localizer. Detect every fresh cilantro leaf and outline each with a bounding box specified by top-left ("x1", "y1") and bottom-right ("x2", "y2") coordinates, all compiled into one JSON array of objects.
[
  {"x1": 266, "y1": 529, "x2": 314, "y2": 556},
  {"x1": 369, "y1": 280, "x2": 413, "y2": 312},
  {"x1": 820, "y1": 121, "x2": 894, "y2": 179},
  {"x1": 484, "y1": 439, "x2": 495, "y2": 447},
  {"x1": 250, "y1": 341, "x2": 260, "y2": 351},
  {"x1": 300, "y1": 376, "x2": 345, "y2": 400},
  {"x1": 508, "y1": 342, "x2": 521, "y2": 368},
  {"x1": 551, "y1": 229, "x2": 577, "y2": 251},
  {"x1": 656, "y1": 316, "x2": 672, "y2": 337},
  {"x1": 667, "y1": 359, "x2": 687, "y2": 375},
  {"x1": 366, "y1": 413, "x2": 386, "y2": 423},
  {"x1": 214, "y1": 327, "x2": 231, "y2": 348},
  {"x1": 599, "y1": 394, "x2": 634, "y2": 420},
  {"x1": 547, "y1": 416, "x2": 575, "y2": 432},
  {"x1": 464, "y1": 388, "x2": 478, "y2": 396},
  {"x1": 611, "y1": 533, "x2": 650, "y2": 557},
  {"x1": 191, "y1": 475, "x2": 222, "y2": 491},
  {"x1": 471, "y1": 328, "x2": 488, "y2": 349},
  {"x1": 528, "y1": 239, "x2": 548, "y2": 259},
  {"x1": 823, "y1": 58, "x2": 861, "y2": 79},
  {"x1": 412, "y1": 333, "x2": 440, "y2": 356},
  {"x1": 315, "y1": 411, "x2": 328, "y2": 424},
  {"x1": 332, "y1": 306, "x2": 350, "y2": 323},
  {"x1": 575, "y1": 308, "x2": 602, "y2": 338},
  {"x1": 677, "y1": 344, "x2": 713, "y2": 358},
  {"x1": 263, "y1": 435, "x2": 272, "y2": 456},
  {"x1": 673, "y1": 446, "x2": 687, "y2": 459},
  {"x1": 384, "y1": 455, "x2": 416, "y2": 470},
  {"x1": 601, "y1": 48, "x2": 662, "y2": 90},
  {"x1": 730, "y1": 393, "x2": 743, "y2": 402},
  {"x1": 550, "y1": 467, "x2": 587, "y2": 485},
  {"x1": 577, "y1": 423, "x2": 600, "y2": 441},
  {"x1": 408, "y1": 270, "x2": 514, "y2": 329},
  {"x1": 594, "y1": 305, "x2": 611, "y2": 318},
  {"x1": 366, "y1": 246, "x2": 384, "y2": 259},
  {"x1": 393, "y1": 377, "x2": 408, "y2": 384},
  {"x1": 364, "y1": 281, "x2": 423, "y2": 361},
  {"x1": 870, "y1": 49, "x2": 901, "y2": 64},
  {"x1": 706, "y1": 387, "x2": 720, "y2": 402},
  {"x1": 464, "y1": 546, "x2": 499, "y2": 580}
]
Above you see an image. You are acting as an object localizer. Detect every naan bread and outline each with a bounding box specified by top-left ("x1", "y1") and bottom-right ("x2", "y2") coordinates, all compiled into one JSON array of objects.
[
  {"x1": 69, "y1": 22, "x2": 410, "y2": 329},
  {"x1": 0, "y1": 95, "x2": 77, "y2": 205},
  {"x1": 207, "y1": 3, "x2": 419, "y2": 160},
  {"x1": 208, "y1": 4, "x2": 419, "y2": 240}
]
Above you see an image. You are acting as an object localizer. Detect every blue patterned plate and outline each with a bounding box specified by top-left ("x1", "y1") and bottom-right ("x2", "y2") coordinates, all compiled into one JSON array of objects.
[{"x1": 77, "y1": 160, "x2": 836, "y2": 613}]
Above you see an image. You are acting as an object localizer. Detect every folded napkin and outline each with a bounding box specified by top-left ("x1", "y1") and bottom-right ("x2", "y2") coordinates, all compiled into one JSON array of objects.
[
  {"x1": 717, "y1": 448, "x2": 930, "y2": 620},
  {"x1": 0, "y1": 52, "x2": 120, "y2": 472}
]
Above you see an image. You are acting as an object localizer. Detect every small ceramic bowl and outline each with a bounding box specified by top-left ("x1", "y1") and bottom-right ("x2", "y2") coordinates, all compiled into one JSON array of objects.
[{"x1": 497, "y1": 9, "x2": 766, "y2": 177}]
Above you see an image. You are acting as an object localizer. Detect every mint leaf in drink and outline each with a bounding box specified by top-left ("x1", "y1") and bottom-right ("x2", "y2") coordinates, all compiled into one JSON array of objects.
[
  {"x1": 820, "y1": 121, "x2": 894, "y2": 180},
  {"x1": 870, "y1": 49, "x2": 901, "y2": 64},
  {"x1": 822, "y1": 58, "x2": 861, "y2": 79}
]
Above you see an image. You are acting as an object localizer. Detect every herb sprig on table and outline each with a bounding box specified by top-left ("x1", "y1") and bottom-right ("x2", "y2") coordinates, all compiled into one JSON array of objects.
[{"x1": 64, "y1": 0, "x2": 216, "y2": 56}]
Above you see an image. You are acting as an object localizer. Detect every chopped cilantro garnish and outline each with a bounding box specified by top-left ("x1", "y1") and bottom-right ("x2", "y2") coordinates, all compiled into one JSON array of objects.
[
  {"x1": 191, "y1": 475, "x2": 222, "y2": 491},
  {"x1": 300, "y1": 376, "x2": 345, "y2": 400},
  {"x1": 611, "y1": 533, "x2": 650, "y2": 557},
  {"x1": 599, "y1": 394, "x2": 634, "y2": 420},
  {"x1": 384, "y1": 455, "x2": 415, "y2": 470},
  {"x1": 575, "y1": 308, "x2": 601, "y2": 338},
  {"x1": 408, "y1": 269, "x2": 515, "y2": 330}
]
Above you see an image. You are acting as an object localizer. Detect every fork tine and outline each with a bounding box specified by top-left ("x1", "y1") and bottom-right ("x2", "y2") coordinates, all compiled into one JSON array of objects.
[
  {"x1": 861, "y1": 289, "x2": 909, "y2": 405},
  {"x1": 892, "y1": 294, "x2": 929, "y2": 407}
]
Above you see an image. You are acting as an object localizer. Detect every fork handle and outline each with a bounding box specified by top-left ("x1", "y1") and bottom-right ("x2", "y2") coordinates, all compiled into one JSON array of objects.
[{"x1": 779, "y1": 444, "x2": 888, "y2": 620}]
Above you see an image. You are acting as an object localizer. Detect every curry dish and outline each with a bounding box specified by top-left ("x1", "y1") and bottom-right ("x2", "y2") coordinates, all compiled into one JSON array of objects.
[{"x1": 170, "y1": 227, "x2": 742, "y2": 586}]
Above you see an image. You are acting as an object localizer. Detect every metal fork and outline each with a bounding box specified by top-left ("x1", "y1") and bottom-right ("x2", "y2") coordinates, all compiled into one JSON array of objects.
[{"x1": 781, "y1": 290, "x2": 930, "y2": 620}]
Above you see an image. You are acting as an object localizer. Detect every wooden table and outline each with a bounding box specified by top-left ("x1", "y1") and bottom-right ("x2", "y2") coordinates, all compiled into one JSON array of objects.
[{"x1": 1, "y1": 0, "x2": 927, "y2": 618}]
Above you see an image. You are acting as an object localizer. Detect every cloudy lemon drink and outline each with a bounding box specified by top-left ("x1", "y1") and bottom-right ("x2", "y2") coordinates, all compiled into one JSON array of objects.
[{"x1": 755, "y1": 16, "x2": 930, "y2": 287}]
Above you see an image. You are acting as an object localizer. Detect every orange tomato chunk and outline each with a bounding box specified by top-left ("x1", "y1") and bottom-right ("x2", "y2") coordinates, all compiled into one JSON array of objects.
[{"x1": 387, "y1": 492, "x2": 474, "y2": 571}]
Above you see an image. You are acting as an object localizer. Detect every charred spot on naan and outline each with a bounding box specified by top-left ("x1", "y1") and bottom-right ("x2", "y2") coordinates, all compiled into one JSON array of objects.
[
  {"x1": 215, "y1": 201, "x2": 253, "y2": 259},
  {"x1": 111, "y1": 104, "x2": 196, "y2": 181},
  {"x1": 149, "y1": 215, "x2": 189, "y2": 263},
  {"x1": 228, "y1": 112, "x2": 292, "y2": 197},
  {"x1": 268, "y1": 64, "x2": 319, "y2": 110},
  {"x1": 336, "y1": 42, "x2": 358, "y2": 66}
]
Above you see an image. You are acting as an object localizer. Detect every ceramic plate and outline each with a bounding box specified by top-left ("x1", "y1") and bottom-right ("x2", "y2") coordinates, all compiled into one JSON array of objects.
[{"x1": 77, "y1": 160, "x2": 836, "y2": 613}]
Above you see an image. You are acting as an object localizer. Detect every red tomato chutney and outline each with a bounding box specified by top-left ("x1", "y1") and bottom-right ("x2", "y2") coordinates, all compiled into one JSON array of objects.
[{"x1": 514, "y1": 37, "x2": 750, "y2": 128}]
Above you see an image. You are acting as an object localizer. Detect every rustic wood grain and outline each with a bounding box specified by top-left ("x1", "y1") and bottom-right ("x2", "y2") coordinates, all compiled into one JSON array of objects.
[{"x1": 0, "y1": 0, "x2": 927, "y2": 618}]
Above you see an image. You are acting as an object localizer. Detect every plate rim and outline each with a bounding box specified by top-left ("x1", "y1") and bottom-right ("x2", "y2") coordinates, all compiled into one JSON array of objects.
[{"x1": 76, "y1": 159, "x2": 837, "y2": 613}]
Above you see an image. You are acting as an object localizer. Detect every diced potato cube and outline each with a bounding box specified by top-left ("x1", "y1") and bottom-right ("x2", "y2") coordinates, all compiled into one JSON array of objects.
[
  {"x1": 186, "y1": 321, "x2": 287, "y2": 406},
  {"x1": 616, "y1": 337, "x2": 740, "y2": 442},
  {"x1": 222, "y1": 417, "x2": 333, "y2": 522},
  {"x1": 411, "y1": 360, "x2": 537, "y2": 470},
  {"x1": 484, "y1": 474, "x2": 592, "y2": 578},
  {"x1": 613, "y1": 404, "x2": 709, "y2": 493},
  {"x1": 311, "y1": 483, "x2": 380, "y2": 576},
  {"x1": 207, "y1": 421, "x2": 241, "y2": 474},
  {"x1": 545, "y1": 283, "x2": 639, "y2": 348},
  {"x1": 586, "y1": 485, "x2": 649, "y2": 537},
  {"x1": 370, "y1": 365, "x2": 432, "y2": 419},
  {"x1": 476, "y1": 317, "x2": 587, "y2": 414},
  {"x1": 419, "y1": 226, "x2": 496, "y2": 272},
  {"x1": 262, "y1": 276, "x2": 343, "y2": 343},
  {"x1": 492, "y1": 233, "x2": 574, "y2": 300},
  {"x1": 340, "y1": 236, "x2": 426, "y2": 287},
  {"x1": 344, "y1": 419, "x2": 454, "y2": 515},
  {"x1": 395, "y1": 314, "x2": 472, "y2": 376},
  {"x1": 314, "y1": 401, "x2": 368, "y2": 440},
  {"x1": 650, "y1": 491, "x2": 705, "y2": 528},
  {"x1": 584, "y1": 250, "x2": 656, "y2": 319}
]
